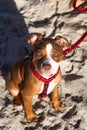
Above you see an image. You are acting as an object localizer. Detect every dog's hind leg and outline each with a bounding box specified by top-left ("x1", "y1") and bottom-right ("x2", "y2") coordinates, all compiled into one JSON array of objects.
[
  {"x1": 5, "y1": 71, "x2": 20, "y2": 97},
  {"x1": 6, "y1": 80, "x2": 19, "y2": 97},
  {"x1": 13, "y1": 93, "x2": 23, "y2": 111},
  {"x1": 6, "y1": 80, "x2": 23, "y2": 111}
]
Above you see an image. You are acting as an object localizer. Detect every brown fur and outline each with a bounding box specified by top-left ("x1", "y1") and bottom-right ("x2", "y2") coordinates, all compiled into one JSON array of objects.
[{"x1": 5, "y1": 33, "x2": 70, "y2": 122}]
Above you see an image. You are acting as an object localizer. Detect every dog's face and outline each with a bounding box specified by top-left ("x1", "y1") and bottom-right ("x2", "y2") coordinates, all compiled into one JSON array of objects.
[
  {"x1": 28, "y1": 33, "x2": 70, "y2": 76},
  {"x1": 33, "y1": 40, "x2": 63, "y2": 76}
]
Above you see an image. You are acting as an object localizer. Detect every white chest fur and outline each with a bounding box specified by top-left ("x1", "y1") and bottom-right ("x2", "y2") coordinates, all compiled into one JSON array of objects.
[
  {"x1": 37, "y1": 43, "x2": 60, "y2": 95},
  {"x1": 39, "y1": 79, "x2": 57, "y2": 94}
]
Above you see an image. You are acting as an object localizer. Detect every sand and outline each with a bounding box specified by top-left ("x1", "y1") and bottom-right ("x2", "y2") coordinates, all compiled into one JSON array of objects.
[{"x1": 0, "y1": 0, "x2": 87, "y2": 130}]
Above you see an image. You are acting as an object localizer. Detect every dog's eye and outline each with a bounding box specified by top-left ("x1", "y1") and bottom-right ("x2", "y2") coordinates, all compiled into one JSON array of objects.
[{"x1": 53, "y1": 53, "x2": 58, "y2": 57}]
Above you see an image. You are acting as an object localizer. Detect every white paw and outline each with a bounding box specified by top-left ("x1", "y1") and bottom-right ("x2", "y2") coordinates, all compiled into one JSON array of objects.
[{"x1": 15, "y1": 105, "x2": 23, "y2": 111}]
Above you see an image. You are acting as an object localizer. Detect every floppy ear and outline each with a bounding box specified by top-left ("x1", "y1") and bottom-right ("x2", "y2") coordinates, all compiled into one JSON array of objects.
[
  {"x1": 27, "y1": 33, "x2": 43, "y2": 45},
  {"x1": 55, "y1": 36, "x2": 70, "y2": 48}
]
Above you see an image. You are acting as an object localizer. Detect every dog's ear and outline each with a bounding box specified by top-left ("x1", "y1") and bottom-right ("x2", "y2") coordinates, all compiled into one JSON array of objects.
[
  {"x1": 55, "y1": 36, "x2": 70, "y2": 48},
  {"x1": 27, "y1": 33, "x2": 43, "y2": 45}
]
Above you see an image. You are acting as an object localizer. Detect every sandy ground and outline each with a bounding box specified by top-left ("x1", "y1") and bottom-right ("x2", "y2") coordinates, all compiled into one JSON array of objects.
[{"x1": 0, "y1": 0, "x2": 87, "y2": 130}]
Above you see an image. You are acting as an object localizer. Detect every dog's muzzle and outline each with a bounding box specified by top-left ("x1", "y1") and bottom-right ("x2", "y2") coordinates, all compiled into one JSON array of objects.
[{"x1": 42, "y1": 62, "x2": 51, "y2": 71}]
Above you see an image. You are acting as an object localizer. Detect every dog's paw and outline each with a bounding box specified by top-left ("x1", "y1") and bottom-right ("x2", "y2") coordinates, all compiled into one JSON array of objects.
[
  {"x1": 53, "y1": 100, "x2": 64, "y2": 111},
  {"x1": 15, "y1": 105, "x2": 23, "y2": 111},
  {"x1": 26, "y1": 113, "x2": 38, "y2": 122}
]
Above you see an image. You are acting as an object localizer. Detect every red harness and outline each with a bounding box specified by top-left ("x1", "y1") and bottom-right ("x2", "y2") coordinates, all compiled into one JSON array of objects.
[{"x1": 30, "y1": 62, "x2": 60, "y2": 100}]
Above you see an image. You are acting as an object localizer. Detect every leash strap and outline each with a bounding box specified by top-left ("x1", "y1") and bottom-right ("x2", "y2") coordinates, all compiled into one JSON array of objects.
[
  {"x1": 62, "y1": 32, "x2": 87, "y2": 55},
  {"x1": 38, "y1": 82, "x2": 49, "y2": 99},
  {"x1": 62, "y1": 0, "x2": 87, "y2": 55},
  {"x1": 72, "y1": 0, "x2": 87, "y2": 12}
]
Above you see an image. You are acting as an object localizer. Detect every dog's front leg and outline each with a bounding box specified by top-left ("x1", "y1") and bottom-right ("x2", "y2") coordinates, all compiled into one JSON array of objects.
[
  {"x1": 21, "y1": 91, "x2": 38, "y2": 122},
  {"x1": 51, "y1": 85, "x2": 64, "y2": 111}
]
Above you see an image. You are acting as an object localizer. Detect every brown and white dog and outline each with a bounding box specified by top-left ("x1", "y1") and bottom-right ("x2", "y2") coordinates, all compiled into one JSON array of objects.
[{"x1": 5, "y1": 33, "x2": 70, "y2": 122}]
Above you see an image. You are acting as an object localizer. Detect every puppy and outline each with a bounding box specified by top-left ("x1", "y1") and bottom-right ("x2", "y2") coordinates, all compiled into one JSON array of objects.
[{"x1": 5, "y1": 33, "x2": 70, "y2": 122}]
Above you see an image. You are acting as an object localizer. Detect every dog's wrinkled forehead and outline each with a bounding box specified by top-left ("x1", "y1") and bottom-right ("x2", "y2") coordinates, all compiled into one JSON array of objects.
[
  {"x1": 35, "y1": 39, "x2": 62, "y2": 51},
  {"x1": 45, "y1": 43, "x2": 53, "y2": 55}
]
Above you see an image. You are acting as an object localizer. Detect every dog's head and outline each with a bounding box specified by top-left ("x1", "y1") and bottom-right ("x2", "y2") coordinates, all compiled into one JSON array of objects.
[{"x1": 28, "y1": 33, "x2": 70, "y2": 76}]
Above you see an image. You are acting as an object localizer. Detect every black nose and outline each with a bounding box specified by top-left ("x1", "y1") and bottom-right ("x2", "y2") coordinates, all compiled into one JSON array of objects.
[
  {"x1": 42, "y1": 62, "x2": 51, "y2": 67},
  {"x1": 42, "y1": 62, "x2": 51, "y2": 71}
]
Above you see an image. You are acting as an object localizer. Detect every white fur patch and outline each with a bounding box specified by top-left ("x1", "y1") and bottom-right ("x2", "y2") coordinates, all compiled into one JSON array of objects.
[
  {"x1": 46, "y1": 43, "x2": 52, "y2": 57},
  {"x1": 39, "y1": 78, "x2": 58, "y2": 94},
  {"x1": 11, "y1": 89, "x2": 19, "y2": 97},
  {"x1": 15, "y1": 105, "x2": 23, "y2": 111},
  {"x1": 45, "y1": 43, "x2": 60, "y2": 75},
  {"x1": 39, "y1": 43, "x2": 60, "y2": 94}
]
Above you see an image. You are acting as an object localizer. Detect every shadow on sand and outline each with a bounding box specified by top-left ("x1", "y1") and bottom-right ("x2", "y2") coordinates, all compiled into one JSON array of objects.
[{"x1": 0, "y1": 0, "x2": 34, "y2": 76}]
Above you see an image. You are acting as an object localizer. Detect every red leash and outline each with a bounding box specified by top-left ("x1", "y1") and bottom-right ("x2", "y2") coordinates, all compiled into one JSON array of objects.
[
  {"x1": 72, "y1": 0, "x2": 87, "y2": 12},
  {"x1": 62, "y1": 32, "x2": 87, "y2": 55},
  {"x1": 62, "y1": 0, "x2": 87, "y2": 55}
]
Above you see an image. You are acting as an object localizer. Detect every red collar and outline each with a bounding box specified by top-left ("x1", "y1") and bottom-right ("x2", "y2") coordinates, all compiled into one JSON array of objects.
[{"x1": 30, "y1": 62, "x2": 60, "y2": 99}]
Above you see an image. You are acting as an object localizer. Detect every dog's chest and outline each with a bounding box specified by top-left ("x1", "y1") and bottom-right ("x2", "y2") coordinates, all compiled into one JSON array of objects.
[{"x1": 39, "y1": 79, "x2": 57, "y2": 94}]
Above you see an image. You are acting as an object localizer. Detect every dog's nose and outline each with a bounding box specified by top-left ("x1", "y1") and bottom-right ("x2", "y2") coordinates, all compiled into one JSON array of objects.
[{"x1": 42, "y1": 62, "x2": 51, "y2": 71}]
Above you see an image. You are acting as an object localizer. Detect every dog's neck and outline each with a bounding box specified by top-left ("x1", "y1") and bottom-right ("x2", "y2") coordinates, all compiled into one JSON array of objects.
[
  {"x1": 41, "y1": 73, "x2": 54, "y2": 79},
  {"x1": 31, "y1": 63, "x2": 60, "y2": 80},
  {"x1": 30, "y1": 62, "x2": 60, "y2": 99}
]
